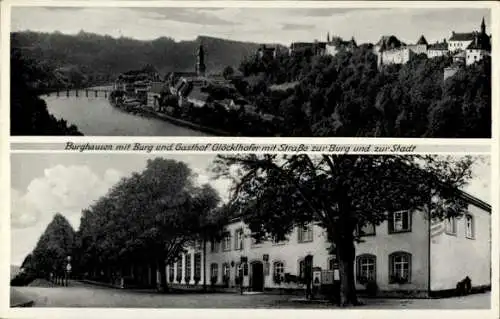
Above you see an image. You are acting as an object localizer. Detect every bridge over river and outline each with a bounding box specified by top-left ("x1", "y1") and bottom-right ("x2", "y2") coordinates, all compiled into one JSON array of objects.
[{"x1": 43, "y1": 87, "x2": 210, "y2": 136}]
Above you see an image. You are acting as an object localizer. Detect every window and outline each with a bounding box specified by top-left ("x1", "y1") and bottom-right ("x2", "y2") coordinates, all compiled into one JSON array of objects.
[
  {"x1": 356, "y1": 254, "x2": 376, "y2": 283},
  {"x1": 298, "y1": 224, "x2": 314, "y2": 243},
  {"x1": 185, "y1": 254, "x2": 192, "y2": 281},
  {"x1": 235, "y1": 229, "x2": 244, "y2": 250},
  {"x1": 357, "y1": 223, "x2": 376, "y2": 236},
  {"x1": 210, "y1": 238, "x2": 219, "y2": 253},
  {"x1": 389, "y1": 210, "x2": 411, "y2": 233},
  {"x1": 210, "y1": 263, "x2": 218, "y2": 280},
  {"x1": 223, "y1": 233, "x2": 231, "y2": 251},
  {"x1": 273, "y1": 261, "x2": 285, "y2": 278},
  {"x1": 445, "y1": 217, "x2": 457, "y2": 235},
  {"x1": 194, "y1": 253, "x2": 201, "y2": 280},
  {"x1": 465, "y1": 214, "x2": 474, "y2": 239},
  {"x1": 389, "y1": 252, "x2": 411, "y2": 284}
]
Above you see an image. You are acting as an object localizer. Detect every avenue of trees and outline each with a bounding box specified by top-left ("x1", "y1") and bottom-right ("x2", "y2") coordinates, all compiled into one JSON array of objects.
[
  {"x1": 12, "y1": 214, "x2": 76, "y2": 286},
  {"x1": 75, "y1": 158, "x2": 226, "y2": 291},
  {"x1": 238, "y1": 44, "x2": 491, "y2": 138},
  {"x1": 13, "y1": 158, "x2": 228, "y2": 291},
  {"x1": 212, "y1": 154, "x2": 476, "y2": 306}
]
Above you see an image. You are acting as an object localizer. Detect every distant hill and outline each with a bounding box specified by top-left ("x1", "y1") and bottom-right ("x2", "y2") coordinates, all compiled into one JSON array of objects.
[{"x1": 11, "y1": 31, "x2": 285, "y2": 83}]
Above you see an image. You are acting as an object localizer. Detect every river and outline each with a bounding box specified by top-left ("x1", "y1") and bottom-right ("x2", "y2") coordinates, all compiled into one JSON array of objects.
[{"x1": 43, "y1": 90, "x2": 210, "y2": 136}]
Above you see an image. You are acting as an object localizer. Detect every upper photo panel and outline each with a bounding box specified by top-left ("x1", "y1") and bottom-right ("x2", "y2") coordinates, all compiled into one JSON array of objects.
[{"x1": 10, "y1": 6, "x2": 492, "y2": 137}]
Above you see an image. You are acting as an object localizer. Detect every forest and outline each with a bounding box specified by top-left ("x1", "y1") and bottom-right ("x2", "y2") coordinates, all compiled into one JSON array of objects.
[
  {"x1": 11, "y1": 30, "x2": 265, "y2": 86},
  {"x1": 238, "y1": 45, "x2": 491, "y2": 138}
]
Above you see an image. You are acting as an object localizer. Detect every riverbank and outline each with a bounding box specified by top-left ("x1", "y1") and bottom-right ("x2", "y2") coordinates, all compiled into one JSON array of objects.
[{"x1": 110, "y1": 99, "x2": 230, "y2": 136}]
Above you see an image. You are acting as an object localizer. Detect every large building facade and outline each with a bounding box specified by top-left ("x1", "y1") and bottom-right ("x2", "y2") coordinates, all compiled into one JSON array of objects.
[{"x1": 165, "y1": 191, "x2": 490, "y2": 297}]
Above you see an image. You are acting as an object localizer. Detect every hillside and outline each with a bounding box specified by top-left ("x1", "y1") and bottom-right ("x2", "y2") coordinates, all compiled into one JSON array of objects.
[{"x1": 11, "y1": 31, "x2": 280, "y2": 83}]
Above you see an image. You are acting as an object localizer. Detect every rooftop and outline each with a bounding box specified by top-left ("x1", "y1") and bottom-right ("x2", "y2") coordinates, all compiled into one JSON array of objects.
[{"x1": 449, "y1": 32, "x2": 476, "y2": 42}]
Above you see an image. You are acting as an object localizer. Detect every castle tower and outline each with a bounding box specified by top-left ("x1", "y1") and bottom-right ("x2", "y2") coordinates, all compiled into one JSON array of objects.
[
  {"x1": 481, "y1": 17, "x2": 486, "y2": 35},
  {"x1": 196, "y1": 43, "x2": 206, "y2": 76}
]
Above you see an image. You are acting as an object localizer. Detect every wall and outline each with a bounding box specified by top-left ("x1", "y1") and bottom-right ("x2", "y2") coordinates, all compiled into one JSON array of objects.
[
  {"x1": 203, "y1": 220, "x2": 332, "y2": 289},
  {"x1": 466, "y1": 49, "x2": 489, "y2": 66},
  {"x1": 443, "y1": 66, "x2": 461, "y2": 81},
  {"x1": 449, "y1": 40, "x2": 473, "y2": 52},
  {"x1": 381, "y1": 48, "x2": 411, "y2": 65},
  {"x1": 355, "y1": 210, "x2": 430, "y2": 293},
  {"x1": 430, "y1": 204, "x2": 491, "y2": 291},
  {"x1": 428, "y1": 49, "x2": 447, "y2": 59}
]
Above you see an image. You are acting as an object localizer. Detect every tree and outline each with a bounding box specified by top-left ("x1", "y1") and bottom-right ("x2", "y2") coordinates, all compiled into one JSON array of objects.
[
  {"x1": 29, "y1": 214, "x2": 75, "y2": 279},
  {"x1": 212, "y1": 154, "x2": 475, "y2": 306},
  {"x1": 76, "y1": 158, "x2": 225, "y2": 292}
]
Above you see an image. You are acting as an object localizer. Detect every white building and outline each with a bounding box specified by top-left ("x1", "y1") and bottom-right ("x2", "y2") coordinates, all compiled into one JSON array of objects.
[{"x1": 165, "y1": 190, "x2": 490, "y2": 297}]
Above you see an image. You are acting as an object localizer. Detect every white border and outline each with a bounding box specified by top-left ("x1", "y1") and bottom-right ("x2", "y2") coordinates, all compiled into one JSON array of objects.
[{"x1": 1, "y1": 1, "x2": 499, "y2": 319}]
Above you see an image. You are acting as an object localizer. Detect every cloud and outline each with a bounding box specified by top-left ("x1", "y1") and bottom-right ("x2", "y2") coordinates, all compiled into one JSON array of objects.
[
  {"x1": 11, "y1": 165, "x2": 123, "y2": 229},
  {"x1": 281, "y1": 23, "x2": 315, "y2": 31},
  {"x1": 135, "y1": 8, "x2": 239, "y2": 26}
]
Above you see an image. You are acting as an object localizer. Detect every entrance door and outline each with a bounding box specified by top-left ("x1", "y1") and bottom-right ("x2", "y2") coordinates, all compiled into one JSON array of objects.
[{"x1": 251, "y1": 262, "x2": 264, "y2": 291}]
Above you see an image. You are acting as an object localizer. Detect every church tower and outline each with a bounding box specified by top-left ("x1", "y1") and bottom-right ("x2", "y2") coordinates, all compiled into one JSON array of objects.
[
  {"x1": 196, "y1": 43, "x2": 206, "y2": 76},
  {"x1": 481, "y1": 17, "x2": 486, "y2": 35}
]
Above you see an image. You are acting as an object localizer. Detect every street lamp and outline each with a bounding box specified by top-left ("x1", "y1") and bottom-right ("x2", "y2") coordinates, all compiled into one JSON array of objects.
[{"x1": 66, "y1": 256, "x2": 72, "y2": 287}]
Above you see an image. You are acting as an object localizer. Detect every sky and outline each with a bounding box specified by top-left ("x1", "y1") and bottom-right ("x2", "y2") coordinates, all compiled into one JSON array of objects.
[
  {"x1": 10, "y1": 7, "x2": 491, "y2": 45},
  {"x1": 10, "y1": 153, "x2": 491, "y2": 266}
]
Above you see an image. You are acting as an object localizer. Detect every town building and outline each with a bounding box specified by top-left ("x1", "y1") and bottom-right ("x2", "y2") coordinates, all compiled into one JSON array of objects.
[
  {"x1": 165, "y1": 189, "x2": 490, "y2": 297},
  {"x1": 427, "y1": 40, "x2": 449, "y2": 59},
  {"x1": 325, "y1": 36, "x2": 357, "y2": 56},
  {"x1": 257, "y1": 45, "x2": 278, "y2": 60},
  {"x1": 289, "y1": 41, "x2": 327, "y2": 56}
]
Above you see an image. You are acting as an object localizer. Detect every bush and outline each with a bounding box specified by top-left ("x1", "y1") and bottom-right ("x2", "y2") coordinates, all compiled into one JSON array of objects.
[
  {"x1": 222, "y1": 275, "x2": 229, "y2": 287},
  {"x1": 10, "y1": 272, "x2": 37, "y2": 286},
  {"x1": 184, "y1": 276, "x2": 191, "y2": 284},
  {"x1": 210, "y1": 276, "x2": 217, "y2": 286},
  {"x1": 194, "y1": 276, "x2": 200, "y2": 285}
]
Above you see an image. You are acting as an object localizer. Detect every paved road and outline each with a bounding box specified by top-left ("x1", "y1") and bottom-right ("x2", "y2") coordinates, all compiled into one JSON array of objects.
[{"x1": 12, "y1": 281, "x2": 491, "y2": 309}]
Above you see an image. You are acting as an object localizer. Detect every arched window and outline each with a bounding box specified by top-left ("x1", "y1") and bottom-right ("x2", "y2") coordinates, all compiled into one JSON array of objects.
[
  {"x1": 356, "y1": 254, "x2": 376, "y2": 284},
  {"x1": 465, "y1": 214, "x2": 475, "y2": 239},
  {"x1": 389, "y1": 252, "x2": 411, "y2": 284}
]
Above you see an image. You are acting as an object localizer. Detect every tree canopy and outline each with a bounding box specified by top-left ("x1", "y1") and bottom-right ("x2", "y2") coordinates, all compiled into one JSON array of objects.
[
  {"x1": 75, "y1": 158, "x2": 225, "y2": 291},
  {"x1": 212, "y1": 154, "x2": 476, "y2": 305},
  {"x1": 238, "y1": 44, "x2": 490, "y2": 138},
  {"x1": 27, "y1": 214, "x2": 76, "y2": 278}
]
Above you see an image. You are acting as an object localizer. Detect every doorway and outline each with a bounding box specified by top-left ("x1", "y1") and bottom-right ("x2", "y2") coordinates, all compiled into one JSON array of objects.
[{"x1": 251, "y1": 261, "x2": 264, "y2": 291}]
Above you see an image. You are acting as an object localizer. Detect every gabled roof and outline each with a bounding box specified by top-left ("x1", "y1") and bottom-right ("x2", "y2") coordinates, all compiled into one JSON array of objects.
[
  {"x1": 416, "y1": 35, "x2": 428, "y2": 45},
  {"x1": 376, "y1": 35, "x2": 403, "y2": 51},
  {"x1": 428, "y1": 42, "x2": 448, "y2": 51},
  {"x1": 466, "y1": 34, "x2": 491, "y2": 51},
  {"x1": 449, "y1": 32, "x2": 475, "y2": 42}
]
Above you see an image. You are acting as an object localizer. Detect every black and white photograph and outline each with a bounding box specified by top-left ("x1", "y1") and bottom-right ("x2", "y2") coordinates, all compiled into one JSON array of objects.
[
  {"x1": 9, "y1": 153, "x2": 491, "y2": 309},
  {"x1": 10, "y1": 5, "x2": 492, "y2": 137}
]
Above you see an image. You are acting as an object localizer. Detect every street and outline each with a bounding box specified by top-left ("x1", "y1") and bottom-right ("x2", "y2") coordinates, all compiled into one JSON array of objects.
[{"x1": 11, "y1": 281, "x2": 491, "y2": 309}]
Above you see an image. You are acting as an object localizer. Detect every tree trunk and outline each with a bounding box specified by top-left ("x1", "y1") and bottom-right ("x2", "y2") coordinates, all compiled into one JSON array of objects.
[
  {"x1": 158, "y1": 259, "x2": 169, "y2": 293},
  {"x1": 203, "y1": 239, "x2": 207, "y2": 292},
  {"x1": 336, "y1": 238, "x2": 359, "y2": 306}
]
